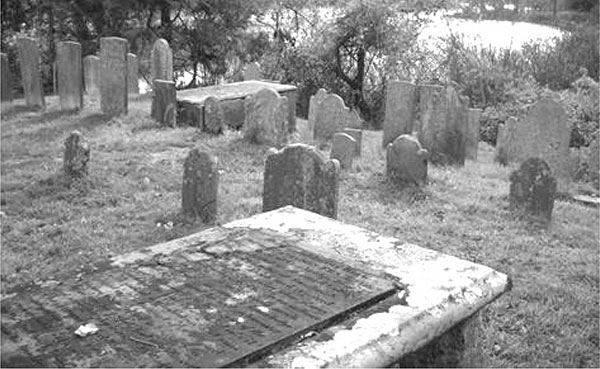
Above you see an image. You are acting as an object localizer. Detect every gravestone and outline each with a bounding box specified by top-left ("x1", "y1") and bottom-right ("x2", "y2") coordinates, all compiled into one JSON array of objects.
[
  {"x1": 1, "y1": 53, "x2": 12, "y2": 102},
  {"x1": 313, "y1": 93, "x2": 362, "y2": 141},
  {"x1": 343, "y1": 127, "x2": 362, "y2": 156},
  {"x1": 151, "y1": 38, "x2": 173, "y2": 83},
  {"x1": 83, "y1": 55, "x2": 100, "y2": 95},
  {"x1": 466, "y1": 108, "x2": 482, "y2": 160},
  {"x1": 494, "y1": 116, "x2": 518, "y2": 165},
  {"x1": 509, "y1": 157, "x2": 556, "y2": 221},
  {"x1": 242, "y1": 61, "x2": 262, "y2": 81},
  {"x1": 57, "y1": 41, "x2": 83, "y2": 111},
  {"x1": 307, "y1": 88, "x2": 328, "y2": 141},
  {"x1": 511, "y1": 97, "x2": 571, "y2": 191},
  {"x1": 417, "y1": 84, "x2": 445, "y2": 163},
  {"x1": 382, "y1": 81, "x2": 417, "y2": 148},
  {"x1": 203, "y1": 96, "x2": 225, "y2": 134},
  {"x1": 331, "y1": 132, "x2": 357, "y2": 170},
  {"x1": 182, "y1": 148, "x2": 218, "y2": 224},
  {"x1": 99, "y1": 37, "x2": 128, "y2": 116},
  {"x1": 244, "y1": 88, "x2": 288, "y2": 146},
  {"x1": 127, "y1": 53, "x2": 139, "y2": 94},
  {"x1": 64, "y1": 131, "x2": 90, "y2": 179},
  {"x1": 151, "y1": 79, "x2": 176, "y2": 127},
  {"x1": 16, "y1": 37, "x2": 45, "y2": 109},
  {"x1": 263, "y1": 143, "x2": 340, "y2": 218},
  {"x1": 588, "y1": 136, "x2": 599, "y2": 188},
  {"x1": 386, "y1": 134, "x2": 429, "y2": 185}
]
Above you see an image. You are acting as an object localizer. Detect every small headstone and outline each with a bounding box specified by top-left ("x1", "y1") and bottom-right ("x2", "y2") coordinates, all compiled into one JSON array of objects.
[
  {"x1": 151, "y1": 38, "x2": 173, "y2": 83},
  {"x1": 57, "y1": 41, "x2": 83, "y2": 111},
  {"x1": 342, "y1": 128, "x2": 363, "y2": 157},
  {"x1": 466, "y1": 108, "x2": 482, "y2": 160},
  {"x1": 331, "y1": 133, "x2": 357, "y2": 170},
  {"x1": 203, "y1": 96, "x2": 225, "y2": 134},
  {"x1": 83, "y1": 55, "x2": 100, "y2": 95},
  {"x1": 242, "y1": 61, "x2": 262, "y2": 81},
  {"x1": 127, "y1": 53, "x2": 139, "y2": 95},
  {"x1": 494, "y1": 116, "x2": 518, "y2": 165},
  {"x1": 100, "y1": 37, "x2": 128, "y2": 116},
  {"x1": 182, "y1": 148, "x2": 218, "y2": 224},
  {"x1": 509, "y1": 157, "x2": 556, "y2": 221},
  {"x1": 64, "y1": 131, "x2": 90, "y2": 178},
  {"x1": 263, "y1": 143, "x2": 340, "y2": 218},
  {"x1": 1, "y1": 53, "x2": 13, "y2": 102},
  {"x1": 313, "y1": 92, "x2": 361, "y2": 141},
  {"x1": 16, "y1": 37, "x2": 45, "y2": 109},
  {"x1": 151, "y1": 79, "x2": 177, "y2": 127},
  {"x1": 588, "y1": 136, "x2": 599, "y2": 188},
  {"x1": 244, "y1": 88, "x2": 288, "y2": 146},
  {"x1": 386, "y1": 134, "x2": 429, "y2": 185},
  {"x1": 382, "y1": 81, "x2": 417, "y2": 148}
]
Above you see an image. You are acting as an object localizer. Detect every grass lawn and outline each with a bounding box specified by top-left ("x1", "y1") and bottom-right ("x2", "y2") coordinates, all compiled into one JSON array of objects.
[{"x1": 1, "y1": 95, "x2": 598, "y2": 367}]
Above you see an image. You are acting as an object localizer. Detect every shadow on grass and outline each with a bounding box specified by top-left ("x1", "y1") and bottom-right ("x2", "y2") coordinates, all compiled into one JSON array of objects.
[
  {"x1": 367, "y1": 172, "x2": 429, "y2": 205},
  {"x1": 0, "y1": 104, "x2": 43, "y2": 120},
  {"x1": 15, "y1": 113, "x2": 113, "y2": 143}
]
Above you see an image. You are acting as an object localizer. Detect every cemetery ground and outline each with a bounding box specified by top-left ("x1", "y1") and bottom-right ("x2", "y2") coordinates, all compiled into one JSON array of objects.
[{"x1": 1, "y1": 95, "x2": 598, "y2": 368}]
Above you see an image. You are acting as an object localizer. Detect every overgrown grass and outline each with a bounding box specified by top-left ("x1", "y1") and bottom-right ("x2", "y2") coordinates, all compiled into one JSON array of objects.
[{"x1": 1, "y1": 97, "x2": 598, "y2": 367}]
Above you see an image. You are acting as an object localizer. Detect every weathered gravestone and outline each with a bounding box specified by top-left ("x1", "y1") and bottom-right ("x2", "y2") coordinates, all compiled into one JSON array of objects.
[
  {"x1": 151, "y1": 79, "x2": 176, "y2": 127},
  {"x1": 494, "y1": 116, "x2": 518, "y2": 165},
  {"x1": 127, "y1": 53, "x2": 139, "y2": 95},
  {"x1": 307, "y1": 88, "x2": 328, "y2": 141},
  {"x1": 511, "y1": 97, "x2": 571, "y2": 191},
  {"x1": 57, "y1": 41, "x2": 83, "y2": 111},
  {"x1": 64, "y1": 131, "x2": 90, "y2": 179},
  {"x1": 1, "y1": 53, "x2": 12, "y2": 102},
  {"x1": 383, "y1": 80, "x2": 418, "y2": 148},
  {"x1": 331, "y1": 132, "x2": 357, "y2": 170},
  {"x1": 588, "y1": 136, "x2": 599, "y2": 188},
  {"x1": 16, "y1": 37, "x2": 45, "y2": 109},
  {"x1": 509, "y1": 157, "x2": 556, "y2": 221},
  {"x1": 100, "y1": 37, "x2": 128, "y2": 116},
  {"x1": 313, "y1": 92, "x2": 362, "y2": 141},
  {"x1": 244, "y1": 88, "x2": 288, "y2": 146},
  {"x1": 386, "y1": 134, "x2": 429, "y2": 185},
  {"x1": 466, "y1": 108, "x2": 482, "y2": 160},
  {"x1": 182, "y1": 148, "x2": 218, "y2": 224},
  {"x1": 263, "y1": 144, "x2": 340, "y2": 218},
  {"x1": 242, "y1": 61, "x2": 262, "y2": 81},
  {"x1": 203, "y1": 96, "x2": 225, "y2": 134},
  {"x1": 83, "y1": 55, "x2": 100, "y2": 95},
  {"x1": 151, "y1": 38, "x2": 173, "y2": 83},
  {"x1": 343, "y1": 127, "x2": 363, "y2": 157}
]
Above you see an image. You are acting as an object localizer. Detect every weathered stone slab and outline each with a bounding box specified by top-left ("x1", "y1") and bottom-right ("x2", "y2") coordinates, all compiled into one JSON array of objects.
[
  {"x1": 57, "y1": 41, "x2": 83, "y2": 111},
  {"x1": 383, "y1": 81, "x2": 418, "y2": 148},
  {"x1": 83, "y1": 55, "x2": 100, "y2": 95},
  {"x1": 16, "y1": 37, "x2": 45, "y2": 109},
  {"x1": 331, "y1": 132, "x2": 357, "y2": 170},
  {"x1": 343, "y1": 127, "x2": 362, "y2": 157},
  {"x1": 151, "y1": 79, "x2": 176, "y2": 127},
  {"x1": 203, "y1": 96, "x2": 225, "y2": 134},
  {"x1": 182, "y1": 148, "x2": 218, "y2": 224},
  {"x1": 242, "y1": 61, "x2": 262, "y2": 81},
  {"x1": 244, "y1": 88, "x2": 288, "y2": 146},
  {"x1": 313, "y1": 92, "x2": 362, "y2": 141},
  {"x1": 588, "y1": 136, "x2": 599, "y2": 189},
  {"x1": 386, "y1": 134, "x2": 429, "y2": 185},
  {"x1": 509, "y1": 157, "x2": 556, "y2": 221},
  {"x1": 151, "y1": 38, "x2": 173, "y2": 83},
  {"x1": 417, "y1": 84, "x2": 445, "y2": 163},
  {"x1": 127, "y1": 53, "x2": 139, "y2": 94},
  {"x1": 1, "y1": 53, "x2": 12, "y2": 102},
  {"x1": 495, "y1": 116, "x2": 518, "y2": 165},
  {"x1": 307, "y1": 88, "x2": 328, "y2": 141},
  {"x1": 100, "y1": 37, "x2": 128, "y2": 116},
  {"x1": 466, "y1": 108, "x2": 482, "y2": 160},
  {"x1": 64, "y1": 131, "x2": 90, "y2": 178},
  {"x1": 263, "y1": 144, "x2": 340, "y2": 218}
]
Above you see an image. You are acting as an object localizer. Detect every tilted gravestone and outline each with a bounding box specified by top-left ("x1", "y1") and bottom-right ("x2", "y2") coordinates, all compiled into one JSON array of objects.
[
  {"x1": 343, "y1": 128, "x2": 363, "y2": 157},
  {"x1": 64, "y1": 131, "x2": 90, "y2": 179},
  {"x1": 151, "y1": 79, "x2": 176, "y2": 127},
  {"x1": 386, "y1": 134, "x2": 429, "y2": 186},
  {"x1": 127, "y1": 53, "x2": 139, "y2": 95},
  {"x1": 151, "y1": 38, "x2": 173, "y2": 83},
  {"x1": 244, "y1": 88, "x2": 288, "y2": 146},
  {"x1": 16, "y1": 37, "x2": 45, "y2": 109},
  {"x1": 313, "y1": 92, "x2": 362, "y2": 141},
  {"x1": 331, "y1": 132, "x2": 357, "y2": 170},
  {"x1": 588, "y1": 136, "x2": 599, "y2": 189},
  {"x1": 1, "y1": 53, "x2": 13, "y2": 102},
  {"x1": 100, "y1": 37, "x2": 128, "y2": 116},
  {"x1": 466, "y1": 108, "x2": 482, "y2": 160},
  {"x1": 382, "y1": 81, "x2": 418, "y2": 148},
  {"x1": 509, "y1": 157, "x2": 556, "y2": 222},
  {"x1": 182, "y1": 148, "x2": 218, "y2": 224},
  {"x1": 242, "y1": 61, "x2": 262, "y2": 81},
  {"x1": 494, "y1": 116, "x2": 518, "y2": 165},
  {"x1": 263, "y1": 143, "x2": 340, "y2": 218},
  {"x1": 57, "y1": 41, "x2": 83, "y2": 111},
  {"x1": 83, "y1": 55, "x2": 100, "y2": 95},
  {"x1": 203, "y1": 96, "x2": 225, "y2": 134},
  {"x1": 307, "y1": 88, "x2": 328, "y2": 141},
  {"x1": 417, "y1": 84, "x2": 444, "y2": 163}
]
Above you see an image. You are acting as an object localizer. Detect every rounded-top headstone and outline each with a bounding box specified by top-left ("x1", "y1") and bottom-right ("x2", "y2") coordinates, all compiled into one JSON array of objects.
[
  {"x1": 152, "y1": 38, "x2": 173, "y2": 82},
  {"x1": 386, "y1": 134, "x2": 429, "y2": 185},
  {"x1": 509, "y1": 157, "x2": 556, "y2": 222},
  {"x1": 331, "y1": 132, "x2": 357, "y2": 170},
  {"x1": 244, "y1": 88, "x2": 288, "y2": 146},
  {"x1": 182, "y1": 148, "x2": 219, "y2": 224}
]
